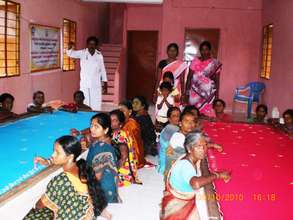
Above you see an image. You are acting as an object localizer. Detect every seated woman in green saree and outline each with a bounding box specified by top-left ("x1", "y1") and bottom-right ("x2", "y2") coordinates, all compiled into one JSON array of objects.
[{"x1": 25, "y1": 135, "x2": 111, "y2": 220}]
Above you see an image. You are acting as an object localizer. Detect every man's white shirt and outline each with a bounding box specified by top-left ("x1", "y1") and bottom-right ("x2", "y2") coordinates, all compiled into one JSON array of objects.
[{"x1": 66, "y1": 48, "x2": 107, "y2": 88}]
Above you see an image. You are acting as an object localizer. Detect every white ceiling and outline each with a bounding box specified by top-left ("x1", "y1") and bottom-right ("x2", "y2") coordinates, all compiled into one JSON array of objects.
[{"x1": 82, "y1": 0, "x2": 163, "y2": 4}]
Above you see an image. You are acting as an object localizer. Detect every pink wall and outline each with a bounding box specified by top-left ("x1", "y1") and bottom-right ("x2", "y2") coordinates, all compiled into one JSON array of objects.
[
  {"x1": 125, "y1": 4, "x2": 162, "y2": 52},
  {"x1": 0, "y1": 0, "x2": 109, "y2": 113},
  {"x1": 109, "y1": 4, "x2": 125, "y2": 44},
  {"x1": 262, "y1": 0, "x2": 293, "y2": 113},
  {"x1": 113, "y1": 0, "x2": 263, "y2": 109}
]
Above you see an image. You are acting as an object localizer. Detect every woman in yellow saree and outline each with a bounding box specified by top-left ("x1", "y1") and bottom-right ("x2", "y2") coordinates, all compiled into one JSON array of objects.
[{"x1": 110, "y1": 109, "x2": 141, "y2": 187}]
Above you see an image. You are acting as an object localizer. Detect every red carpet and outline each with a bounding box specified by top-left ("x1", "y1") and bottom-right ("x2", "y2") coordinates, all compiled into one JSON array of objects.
[{"x1": 204, "y1": 122, "x2": 293, "y2": 220}]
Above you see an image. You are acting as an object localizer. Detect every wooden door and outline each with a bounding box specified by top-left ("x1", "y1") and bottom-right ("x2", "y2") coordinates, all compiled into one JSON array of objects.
[{"x1": 126, "y1": 31, "x2": 158, "y2": 101}]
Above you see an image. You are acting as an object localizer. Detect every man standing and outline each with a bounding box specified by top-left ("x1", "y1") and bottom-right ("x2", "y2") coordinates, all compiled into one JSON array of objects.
[{"x1": 67, "y1": 36, "x2": 107, "y2": 111}]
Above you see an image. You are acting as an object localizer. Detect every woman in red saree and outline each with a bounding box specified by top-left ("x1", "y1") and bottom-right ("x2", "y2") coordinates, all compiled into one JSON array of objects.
[
  {"x1": 185, "y1": 41, "x2": 222, "y2": 116},
  {"x1": 161, "y1": 131, "x2": 231, "y2": 220},
  {"x1": 154, "y1": 43, "x2": 189, "y2": 106}
]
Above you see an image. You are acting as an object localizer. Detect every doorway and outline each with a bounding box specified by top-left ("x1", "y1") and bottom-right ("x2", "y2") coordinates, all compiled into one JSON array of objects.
[{"x1": 126, "y1": 31, "x2": 158, "y2": 101}]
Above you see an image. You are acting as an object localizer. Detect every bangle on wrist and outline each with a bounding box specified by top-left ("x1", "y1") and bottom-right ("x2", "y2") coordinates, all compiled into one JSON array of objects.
[{"x1": 47, "y1": 157, "x2": 53, "y2": 165}]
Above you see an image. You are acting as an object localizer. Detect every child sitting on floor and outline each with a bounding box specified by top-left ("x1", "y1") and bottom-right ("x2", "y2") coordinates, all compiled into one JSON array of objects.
[
  {"x1": 248, "y1": 104, "x2": 268, "y2": 124},
  {"x1": 155, "y1": 81, "x2": 174, "y2": 132},
  {"x1": 27, "y1": 91, "x2": 53, "y2": 113},
  {"x1": 0, "y1": 93, "x2": 18, "y2": 122}
]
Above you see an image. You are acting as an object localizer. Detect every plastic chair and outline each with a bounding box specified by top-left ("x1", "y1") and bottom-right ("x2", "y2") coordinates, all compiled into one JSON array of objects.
[{"x1": 232, "y1": 82, "x2": 265, "y2": 118}]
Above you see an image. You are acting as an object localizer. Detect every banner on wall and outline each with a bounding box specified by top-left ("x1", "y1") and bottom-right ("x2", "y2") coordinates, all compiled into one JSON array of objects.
[{"x1": 30, "y1": 24, "x2": 60, "y2": 72}]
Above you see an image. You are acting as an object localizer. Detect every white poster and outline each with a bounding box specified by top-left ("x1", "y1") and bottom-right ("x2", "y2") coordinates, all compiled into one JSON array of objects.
[{"x1": 30, "y1": 24, "x2": 60, "y2": 72}]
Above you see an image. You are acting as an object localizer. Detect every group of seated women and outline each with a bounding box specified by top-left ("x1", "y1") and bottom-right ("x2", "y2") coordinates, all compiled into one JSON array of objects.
[{"x1": 22, "y1": 95, "x2": 161, "y2": 219}]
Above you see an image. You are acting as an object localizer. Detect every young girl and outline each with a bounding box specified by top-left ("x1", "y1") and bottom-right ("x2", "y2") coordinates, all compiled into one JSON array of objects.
[
  {"x1": 110, "y1": 109, "x2": 141, "y2": 186},
  {"x1": 157, "y1": 107, "x2": 180, "y2": 175},
  {"x1": 27, "y1": 135, "x2": 111, "y2": 220},
  {"x1": 86, "y1": 113, "x2": 119, "y2": 203},
  {"x1": 119, "y1": 100, "x2": 146, "y2": 168},
  {"x1": 155, "y1": 81, "x2": 174, "y2": 132},
  {"x1": 132, "y1": 96, "x2": 157, "y2": 156},
  {"x1": 157, "y1": 71, "x2": 180, "y2": 104}
]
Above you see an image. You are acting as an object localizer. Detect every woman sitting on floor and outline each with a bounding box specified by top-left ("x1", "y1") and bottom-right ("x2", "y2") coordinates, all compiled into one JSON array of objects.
[
  {"x1": 73, "y1": 90, "x2": 92, "y2": 111},
  {"x1": 165, "y1": 111, "x2": 196, "y2": 180},
  {"x1": 132, "y1": 96, "x2": 157, "y2": 156},
  {"x1": 58, "y1": 91, "x2": 93, "y2": 113},
  {"x1": 27, "y1": 91, "x2": 53, "y2": 113},
  {"x1": 157, "y1": 106, "x2": 180, "y2": 175},
  {"x1": 0, "y1": 93, "x2": 18, "y2": 122},
  {"x1": 160, "y1": 131, "x2": 231, "y2": 220},
  {"x1": 212, "y1": 99, "x2": 232, "y2": 122},
  {"x1": 270, "y1": 109, "x2": 293, "y2": 137},
  {"x1": 165, "y1": 111, "x2": 223, "y2": 181},
  {"x1": 248, "y1": 104, "x2": 268, "y2": 124},
  {"x1": 86, "y1": 113, "x2": 120, "y2": 203},
  {"x1": 28, "y1": 135, "x2": 111, "y2": 220},
  {"x1": 110, "y1": 109, "x2": 142, "y2": 186},
  {"x1": 182, "y1": 105, "x2": 202, "y2": 130},
  {"x1": 119, "y1": 100, "x2": 146, "y2": 168},
  {"x1": 282, "y1": 109, "x2": 293, "y2": 135}
]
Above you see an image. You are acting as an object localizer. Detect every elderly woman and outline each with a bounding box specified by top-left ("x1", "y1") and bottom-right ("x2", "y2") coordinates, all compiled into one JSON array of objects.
[{"x1": 161, "y1": 131, "x2": 231, "y2": 220}]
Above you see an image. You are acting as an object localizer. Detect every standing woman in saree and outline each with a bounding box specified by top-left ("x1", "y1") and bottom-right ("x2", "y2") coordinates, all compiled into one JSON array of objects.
[
  {"x1": 160, "y1": 131, "x2": 231, "y2": 220},
  {"x1": 185, "y1": 41, "x2": 222, "y2": 116},
  {"x1": 154, "y1": 43, "x2": 189, "y2": 106}
]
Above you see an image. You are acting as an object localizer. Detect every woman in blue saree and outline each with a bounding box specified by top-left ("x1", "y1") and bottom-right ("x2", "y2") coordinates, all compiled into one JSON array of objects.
[
  {"x1": 86, "y1": 113, "x2": 119, "y2": 203},
  {"x1": 157, "y1": 107, "x2": 180, "y2": 174}
]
